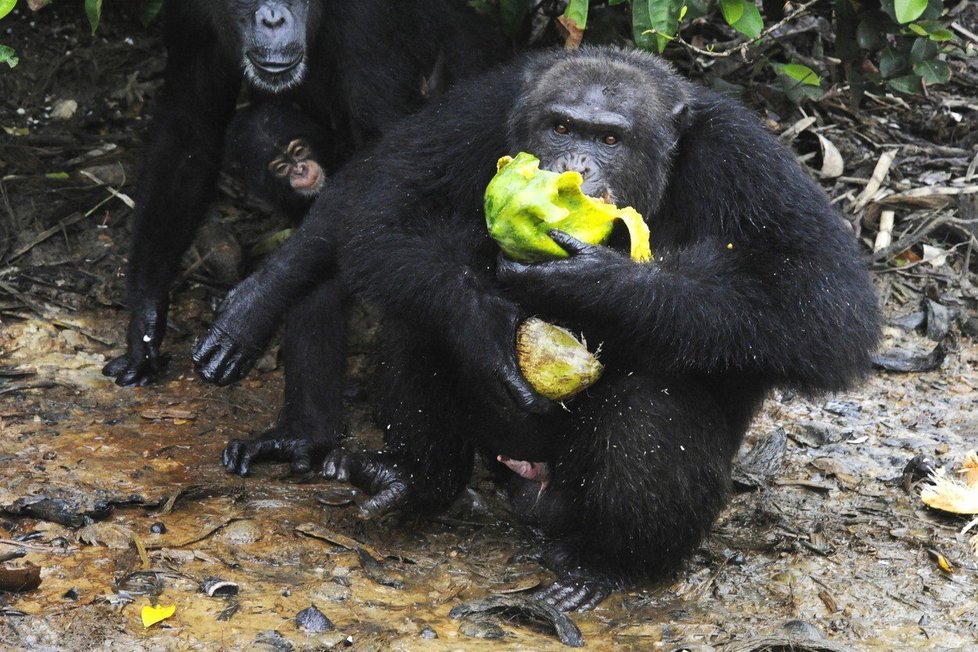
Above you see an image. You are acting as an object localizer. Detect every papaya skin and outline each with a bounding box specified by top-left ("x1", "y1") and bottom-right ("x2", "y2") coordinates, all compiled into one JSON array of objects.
[{"x1": 485, "y1": 152, "x2": 651, "y2": 263}]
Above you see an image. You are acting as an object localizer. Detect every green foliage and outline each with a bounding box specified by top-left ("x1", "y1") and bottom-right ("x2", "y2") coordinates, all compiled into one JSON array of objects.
[
  {"x1": 837, "y1": 0, "x2": 959, "y2": 102},
  {"x1": 488, "y1": 0, "x2": 961, "y2": 104},
  {"x1": 84, "y1": 0, "x2": 101, "y2": 33},
  {"x1": 563, "y1": 0, "x2": 589, "y2": 29},
  {"x1": 0, "y1": 0, "x2": 16, "y2": 20},
  {"x1": 0, "y1": 0, "x2": 164, "y2": 68},
  {"x1": 0, "y1": 43, "x2": 17, "y2": 68}
]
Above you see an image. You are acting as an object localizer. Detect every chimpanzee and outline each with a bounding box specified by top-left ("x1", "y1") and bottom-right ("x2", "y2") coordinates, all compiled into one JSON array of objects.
[
  {"x1": 192, "y1": 47, "x2": 881, "y2": 610},
  {"x1": 224, "y1": 100, "x2": 330, "y2": 220},
  {"x1": 102, "y1": 0, "x2": 506, "y2": 472}
]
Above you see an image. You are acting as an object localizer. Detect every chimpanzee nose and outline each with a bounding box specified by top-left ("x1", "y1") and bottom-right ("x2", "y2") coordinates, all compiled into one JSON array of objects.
[
  {"x1": 555, "y1": 155, "x2": 592, "y2": 179},
  {"x1": 256, "y1": 4, "x2": 287, "y2": 30}
]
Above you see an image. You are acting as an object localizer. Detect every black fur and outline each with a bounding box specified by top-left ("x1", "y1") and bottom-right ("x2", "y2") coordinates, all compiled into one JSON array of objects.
[
  {"x1": 224, "y1": 99, "x2": 332, "y2": 220},
  {"x1": 102, "y1": 0, "x2": 505, "y2": 474},
  {"x1": 194, "y1": 47, "x2": 880, "y2": 609}
]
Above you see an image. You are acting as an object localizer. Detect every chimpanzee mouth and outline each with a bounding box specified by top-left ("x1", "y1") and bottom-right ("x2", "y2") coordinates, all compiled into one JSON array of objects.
[
  {"x1": 246, "y1": 52, "x2": 303, "y2": 75},
  {"x1": 244, "y1": 52, "x2": 307, "y2": 92}
]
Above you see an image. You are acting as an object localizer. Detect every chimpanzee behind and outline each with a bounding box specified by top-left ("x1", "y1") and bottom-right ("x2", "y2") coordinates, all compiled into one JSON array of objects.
[
  {"x1": 102, "y1": 0, "x2": 506, "y2": 473},
  {"x1": 192, "y1": 47, "x2": 881, "y2": 610}
]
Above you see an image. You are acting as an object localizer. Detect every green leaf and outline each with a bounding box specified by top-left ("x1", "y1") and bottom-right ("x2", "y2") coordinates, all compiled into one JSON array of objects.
[
  {"x1": 720, "y1": 0, "x2": 744, "y2": 25},
  {"x1": 633, "y1": 0, "x2": 685, "y2": 53},
  {"x1": 773, "y1": 63, "x2": 821, "y2": 86},
  {"x1": 909, "y1": 36, "x2": 937, "y2": 63},
  {"x1": 0, "y1": 0, "x2": 16, "y2": 21},
  {"x1": 683, "y1": 0, "x2": 714, "y2": 20},
  {"x1": 84, "y1": 0, "x2": 102, "y2": 34},
  {"x1": 0, "y1": 43, "x2": 18, "y2": 68},
  {"x1": 141, "y1": 0, "x2": 164, "y2": 26},
  {"x1": 908, "y1": 23, "x2": 928, "y2": 36},
  {"x1": 731, "y1": 3, "x2": 763, "y2": 39},
  {"x1": 913, "y1": 59, "x2": 950, "y2": 84},
  {"x1": 879, "y1": 46, "x2": 906, "y2": 78},
  {"x1": 927, "y1": 28, "x2": 954, "y2": 42},
  {"x1": 893, "y1": 0, "x2": 927, "y2": 24},
  {"x1": 563, "y1": 0, "x2": 588, "y2": 29},
  {"x1": 493, "y1": 0, "x2": 533, "y2": 37},
  {"x1": 721, "y1": 0, "x2": 763, "y2": 39},
  {"x1": 856, "y1": 20, "x2": 882, "y2": 50},
  {"x1": 886, "y1": 73, "x2": 922, "y2": 94}
]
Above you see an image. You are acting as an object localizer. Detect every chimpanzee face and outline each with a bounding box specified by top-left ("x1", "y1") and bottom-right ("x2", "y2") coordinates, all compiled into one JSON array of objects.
[
  {"x1": 268, "y1": 138, "x2": 324, "y2": 197},
  {"x1": 236, "y1": 1, "x2": 318, "y2": 92},
  {"x1": 508, "y1": 54, "x2": 689, "y2": 213}
]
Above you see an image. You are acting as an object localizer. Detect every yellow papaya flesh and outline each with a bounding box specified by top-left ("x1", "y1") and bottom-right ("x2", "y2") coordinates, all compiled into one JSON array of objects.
[{"x1": 485, "y1": 152, "x2": 652, "y2": 263}]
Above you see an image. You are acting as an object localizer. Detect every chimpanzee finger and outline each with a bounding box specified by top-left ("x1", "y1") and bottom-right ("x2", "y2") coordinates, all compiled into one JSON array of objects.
[
  {"x1": 358, "y1": 481, "x2": 409, "y2": 519},
  {"x1": 222, "y1": 439, "x2": 245, "y2": 472},
  {"x1": 216, "y1": 350, "x2": 252, "y2": 386},
  {"x1": 554, "y1": 585, "x2": 595, "y2": 612},
  {"x1": 501, "y1": 364, "x2": 556, "y2": 415},
  {"x1": 322, "y1": 448, "x2": 355, "y2": 482},
  {"x1": 495, "y1": 253, "x2": 552, "y2": 285},
  {"x1": 102, "y1": 355, "x2": 129, "y2": 378},
  {"x1": 290, "y1": 446, "x2": 313, "y2": 474},
  {"x1": 547, "y1": 229, "x2": 593, "y2": 255},
  {"x1": 577, "y1": 588, "x2": 609, "y2": 612},
  {"x1": 534, "y1": 582, "x2": 577, "y2": 605}
]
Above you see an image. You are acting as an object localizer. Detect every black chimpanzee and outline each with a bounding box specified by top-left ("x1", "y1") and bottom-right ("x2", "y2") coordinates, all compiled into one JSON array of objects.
[
  {"x1": 224, "y1": 100, "x2": 330, "y2": 220},
  {"x1": 102, "y1": 0, "x2": 506, "y2": 473},
  {"x1": 191, "y1": 47, "x2": 881, "y2": 610}
]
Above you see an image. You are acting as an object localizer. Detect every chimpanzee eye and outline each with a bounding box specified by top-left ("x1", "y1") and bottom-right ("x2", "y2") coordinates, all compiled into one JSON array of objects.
[
  {"x1": 554, "y1": 124, "x2": 569, "y2": 135},
  {"x1": 269, "y1": 160, "x2": 290, "y2": 177},
  {"x1": 603, "y1": 135, "x2": 618, "y2": 146},
  {"x1": 289, "y1": 140, "x2": 309, "y2": 158}
]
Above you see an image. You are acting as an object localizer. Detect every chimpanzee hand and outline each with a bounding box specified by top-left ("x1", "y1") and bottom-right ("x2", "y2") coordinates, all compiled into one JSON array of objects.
[
  {"x1": 223, "y1": 425, "x2": 332, "y2": 476},
  {"x1": 192, "y1": 276, "x2": 279, "y2": 385},
  {"x1": 321, "y1": 449, "x2": 413, "y2": 519},
  {"x1": 461, "y1": 296, "x2": 555, "y2": 416},
  {"x1": 496, "y1": 230, "x2": 632, "y2": 308},
  {"x1": 102, "y1": 302, "x2": 171, "y2": 386}
]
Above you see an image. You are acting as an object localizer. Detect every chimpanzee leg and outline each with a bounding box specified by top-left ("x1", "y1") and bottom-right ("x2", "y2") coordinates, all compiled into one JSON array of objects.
[
  {"x1": 323, "y1": 331, "x2": 475, "y2": 517},
  {"x1": 519, "y1": 373, "x2": 737, "y2": 611},
  {"x1": 223, "y1": 276, "x2": 346, "y2": 475}
]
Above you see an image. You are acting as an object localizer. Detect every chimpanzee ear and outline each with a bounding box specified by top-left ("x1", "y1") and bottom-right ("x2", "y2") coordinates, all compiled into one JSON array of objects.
[{"x1": 670, "y1": 101, "x2": 691, "y2": 130}]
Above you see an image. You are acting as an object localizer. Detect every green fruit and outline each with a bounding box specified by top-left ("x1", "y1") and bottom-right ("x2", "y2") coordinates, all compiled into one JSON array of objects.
[
  {"x1": 485, "y1": 152, "x2": 651, "y2": 263},
  {"x1": 516, "y1": 318, "x2": 603, "y2": 401}
]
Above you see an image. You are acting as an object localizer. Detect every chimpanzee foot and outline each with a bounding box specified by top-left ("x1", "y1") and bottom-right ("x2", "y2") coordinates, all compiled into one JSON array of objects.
[
  {"x1": 321, "y1": 449, "x2": 412, "y2": 519},
  {"x1": 520, "y1": 540, "x2": 618, "y2": 611},
  {"x1": 222, "y1": 425, "x2": 331, "y2": 476},
  {"x1": 534, "y1": 571, "x2": 616, "y2": 612}
]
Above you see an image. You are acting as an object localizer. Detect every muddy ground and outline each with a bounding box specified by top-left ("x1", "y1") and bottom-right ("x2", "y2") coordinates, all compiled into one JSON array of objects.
[{"x1": 1, "y1": 4, "x2": 978, "y2": 651}]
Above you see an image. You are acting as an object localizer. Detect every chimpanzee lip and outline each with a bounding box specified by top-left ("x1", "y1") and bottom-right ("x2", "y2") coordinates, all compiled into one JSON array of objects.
[{"x1": 247, "y1": 52, "x2": 302, "y2": 75}]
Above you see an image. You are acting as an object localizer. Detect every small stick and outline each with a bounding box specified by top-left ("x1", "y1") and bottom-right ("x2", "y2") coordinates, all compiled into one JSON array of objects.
[
  {"x1": 852, "y1": 149, "x2": 898, "y2": 213},
  {"x1": 874, "y1": 210, "x2": 895, "y2": 253}
]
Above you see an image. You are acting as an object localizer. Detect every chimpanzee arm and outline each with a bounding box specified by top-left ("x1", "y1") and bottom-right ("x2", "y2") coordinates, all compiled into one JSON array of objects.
[
  {"x1": 194, "y1": 70, "x2": 550, "y2": 412},
  {"x1": 103, "y1": 10, "x2": 241, "y2": 386}
]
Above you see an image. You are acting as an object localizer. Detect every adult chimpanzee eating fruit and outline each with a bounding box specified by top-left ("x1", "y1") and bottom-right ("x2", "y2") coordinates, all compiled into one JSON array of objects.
[
  {"x1": 193, "y1": 47, "x2": 881, "y2": 610},
  {"x1": 102, "y1": 0, "x2": 505, "y2": 473}
]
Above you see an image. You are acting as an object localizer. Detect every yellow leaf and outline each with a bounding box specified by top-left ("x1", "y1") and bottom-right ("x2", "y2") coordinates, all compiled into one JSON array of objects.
[{"x1": 141, "y1": 603, "x2": 176, "y2": 628}]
